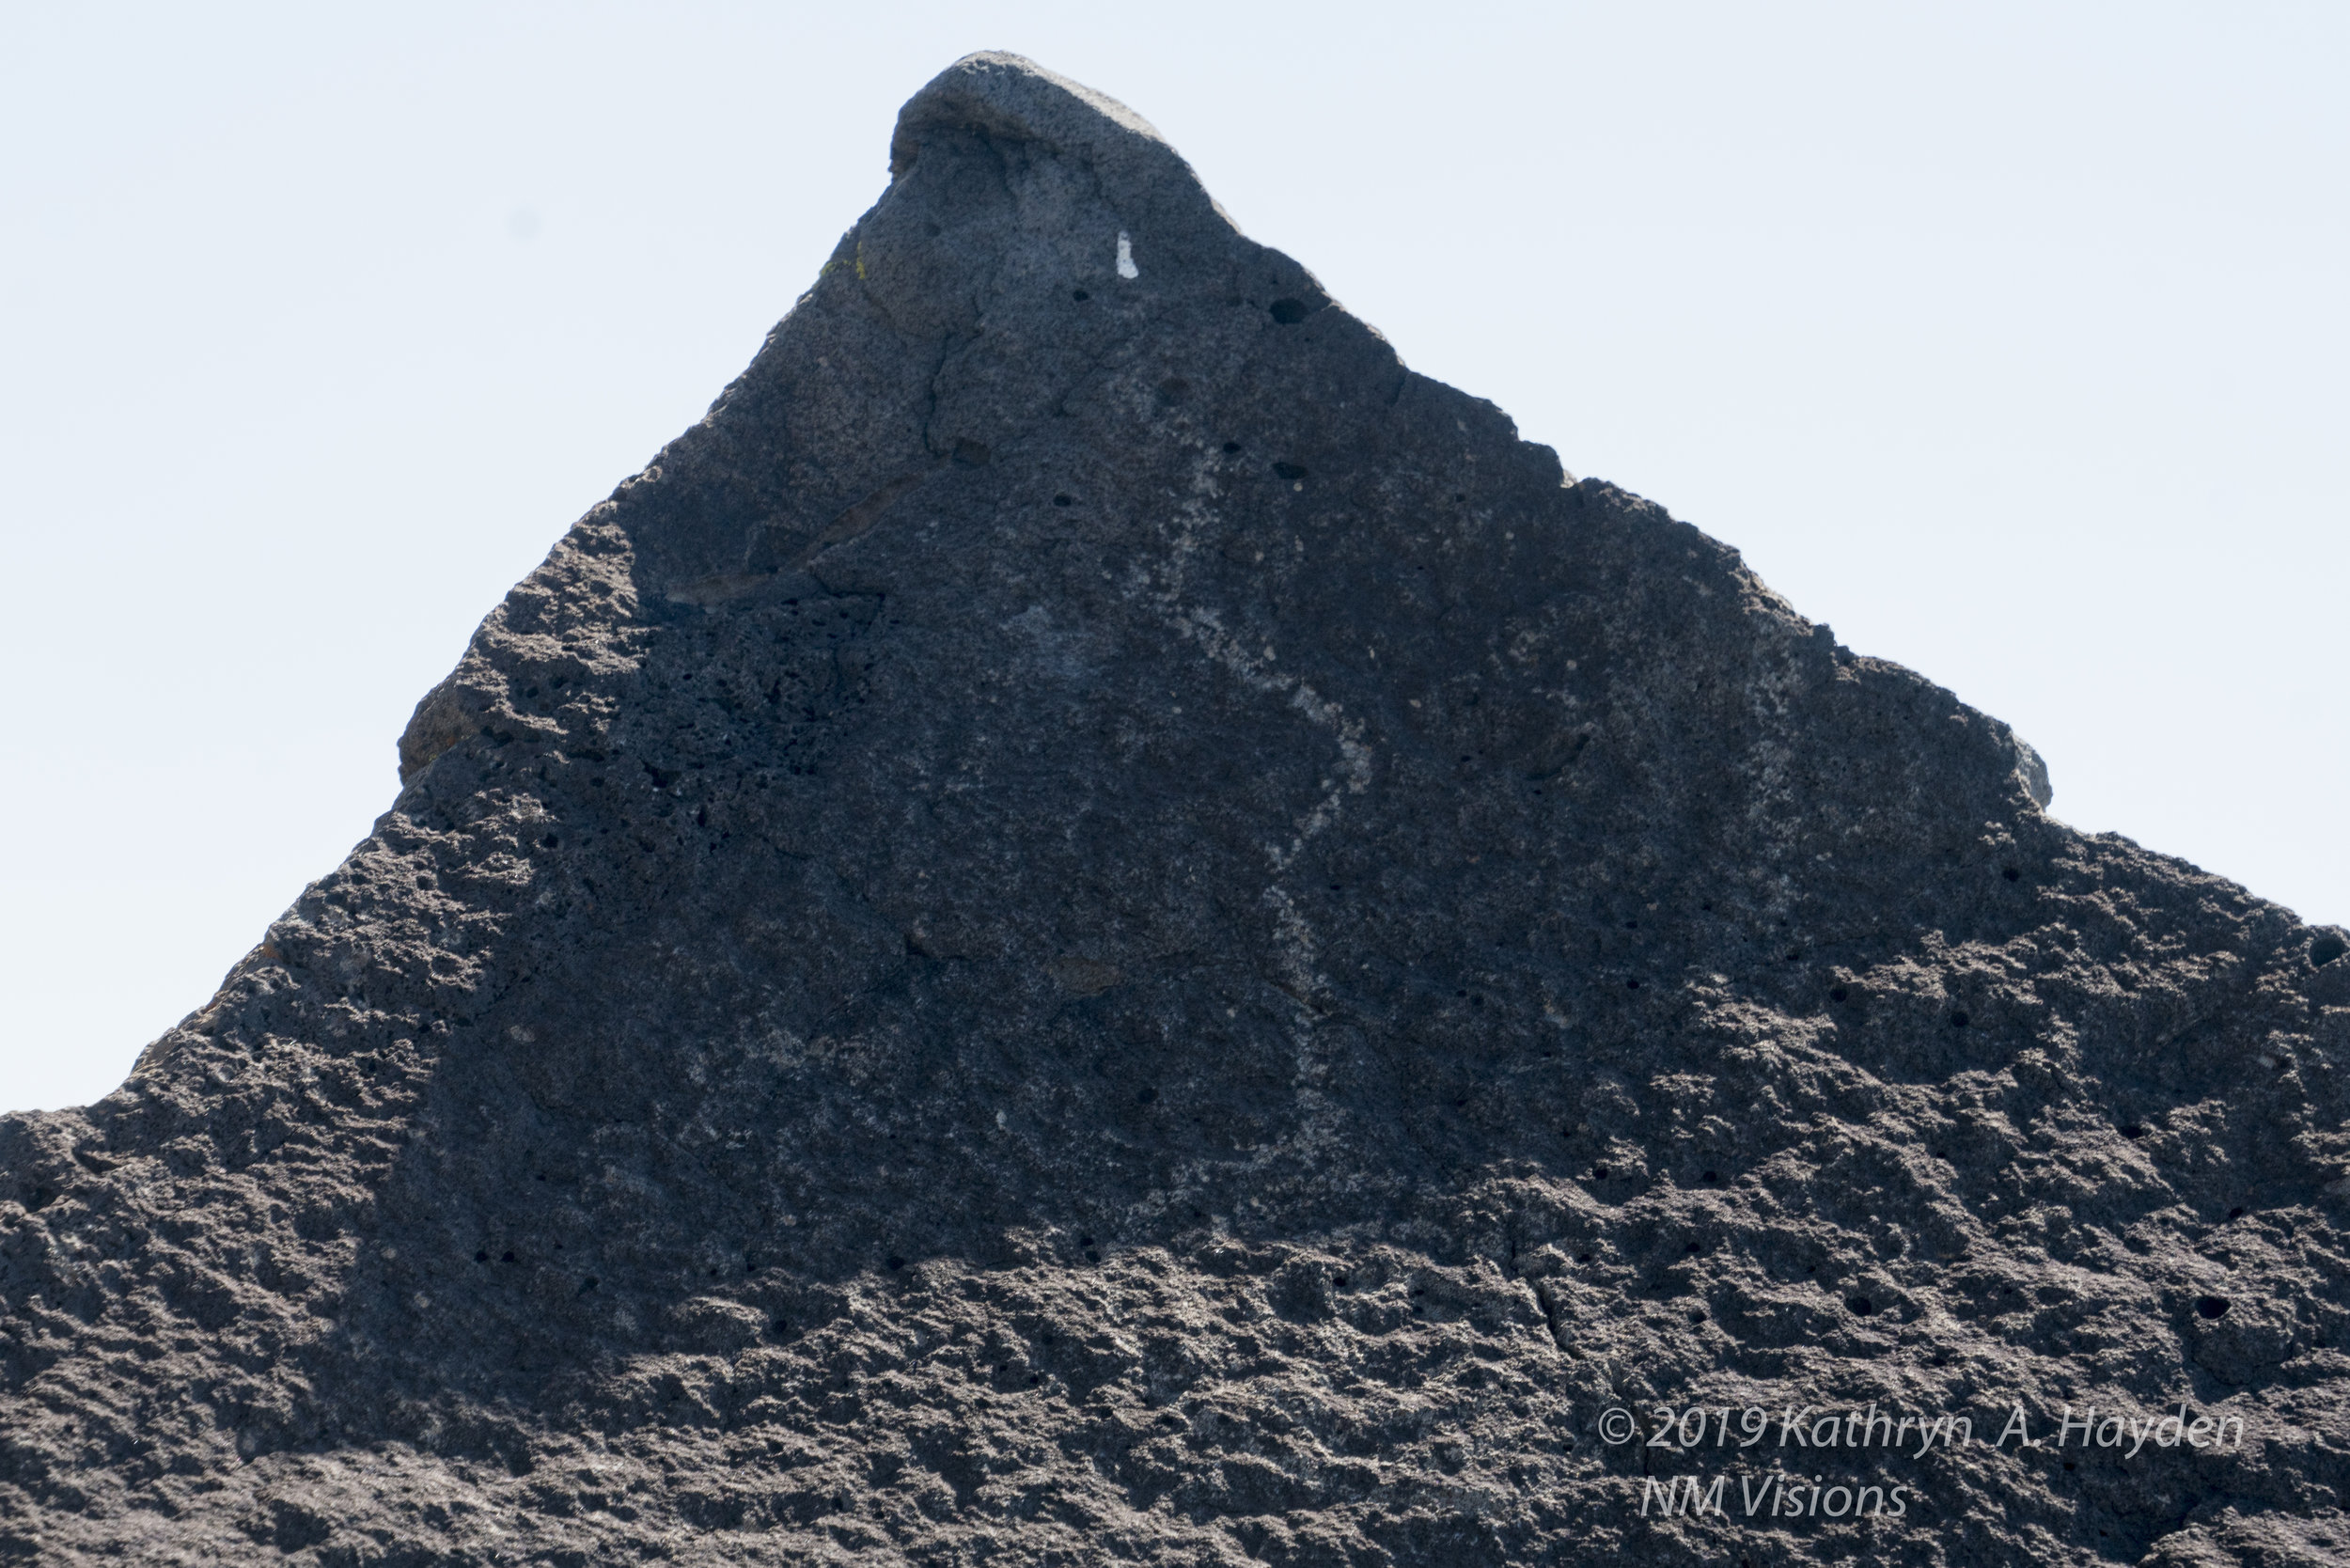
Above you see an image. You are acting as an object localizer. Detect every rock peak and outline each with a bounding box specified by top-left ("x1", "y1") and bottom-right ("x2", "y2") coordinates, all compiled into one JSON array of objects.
[{"x1": 889, "y1": 52, "x2": 1177, "y2": 178}]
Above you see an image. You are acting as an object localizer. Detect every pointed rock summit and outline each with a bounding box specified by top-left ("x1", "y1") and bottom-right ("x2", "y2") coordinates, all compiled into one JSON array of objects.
[{"x1": 6, "y1": 55, "x2": 2345, "y2": 1565}]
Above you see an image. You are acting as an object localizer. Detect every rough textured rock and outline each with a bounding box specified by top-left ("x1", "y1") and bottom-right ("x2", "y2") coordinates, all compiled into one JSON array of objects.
[{"x1": 5, "y1": 54, "x2": 2346, "y2": 1566}]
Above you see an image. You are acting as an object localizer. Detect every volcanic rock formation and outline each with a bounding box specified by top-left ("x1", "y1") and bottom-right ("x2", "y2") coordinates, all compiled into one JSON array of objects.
[{"x1": 4, "y1": 53, "x2": 2347, "y2": 1567}]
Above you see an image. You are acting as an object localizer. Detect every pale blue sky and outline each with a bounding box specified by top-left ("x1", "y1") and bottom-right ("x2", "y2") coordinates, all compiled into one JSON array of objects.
[{"x1": 3, "y1": 2, "x2": 2343, "y2": 1111}]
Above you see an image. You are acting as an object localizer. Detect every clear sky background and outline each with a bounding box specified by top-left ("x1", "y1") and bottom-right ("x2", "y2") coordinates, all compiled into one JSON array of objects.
[{"x1": 2, "y1": 3, "x2": 2342, "y2": 1113}]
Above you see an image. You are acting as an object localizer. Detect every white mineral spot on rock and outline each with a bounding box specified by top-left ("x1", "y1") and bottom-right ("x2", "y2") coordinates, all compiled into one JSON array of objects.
[{"x1": 1117, "y1": 231, "x2": 1137, "y2": 279}]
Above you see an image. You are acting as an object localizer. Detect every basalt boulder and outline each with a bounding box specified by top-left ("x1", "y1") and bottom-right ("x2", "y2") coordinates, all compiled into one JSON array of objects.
[{"x1": 3, "y1": 53, "x2": 2345, "y2": 1567}]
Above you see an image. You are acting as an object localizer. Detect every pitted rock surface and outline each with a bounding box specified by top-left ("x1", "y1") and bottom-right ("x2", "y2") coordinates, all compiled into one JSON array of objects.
[{"x1": 4, "y1": 54, "x2": 2346, "y2": 1567}]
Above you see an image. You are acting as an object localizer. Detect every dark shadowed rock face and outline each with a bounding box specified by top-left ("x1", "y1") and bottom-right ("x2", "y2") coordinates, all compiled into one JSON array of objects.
[{"x1": 4, "y1": 54, "x2": 2346, "y2": 1566}]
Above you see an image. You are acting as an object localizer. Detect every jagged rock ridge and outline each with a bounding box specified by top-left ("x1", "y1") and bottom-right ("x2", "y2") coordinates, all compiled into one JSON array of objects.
[{"x1": 3, "y1": 53, "x2": 2346, "y2": 1567}]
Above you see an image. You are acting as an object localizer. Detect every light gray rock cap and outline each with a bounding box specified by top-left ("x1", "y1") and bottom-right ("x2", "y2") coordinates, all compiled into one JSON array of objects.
[{"x1": 889, "y1": 52, "x2": 1236, "y2": 234}]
